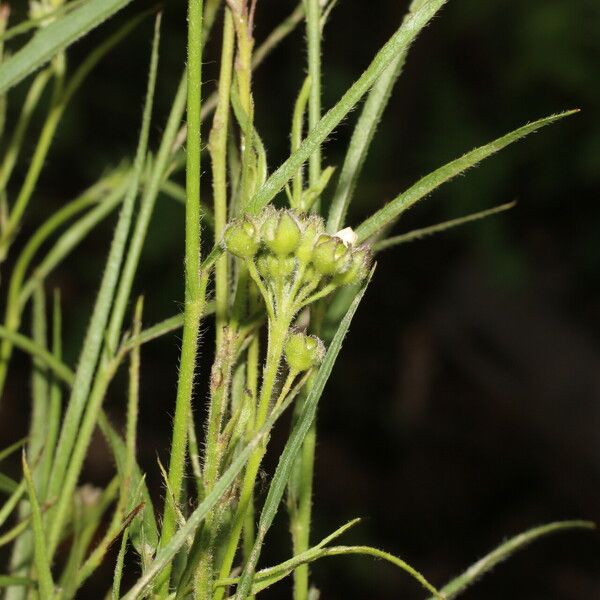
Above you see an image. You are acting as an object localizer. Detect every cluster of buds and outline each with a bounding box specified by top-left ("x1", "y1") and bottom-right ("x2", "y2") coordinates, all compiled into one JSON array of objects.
[{"x1": 223, "y1": 207, "x2": 371, "y2": 318}]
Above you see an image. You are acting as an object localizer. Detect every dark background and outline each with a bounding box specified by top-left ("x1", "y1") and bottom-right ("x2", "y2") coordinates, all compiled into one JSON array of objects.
[{"x1": 2, "y1": 0, "x2": 600, "y2": 598}]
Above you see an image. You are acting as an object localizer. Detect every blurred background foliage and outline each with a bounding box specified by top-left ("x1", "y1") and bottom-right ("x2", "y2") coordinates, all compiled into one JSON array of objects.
[{"x1": 1, "y1": 0, "x2": 599, "y2": 597}]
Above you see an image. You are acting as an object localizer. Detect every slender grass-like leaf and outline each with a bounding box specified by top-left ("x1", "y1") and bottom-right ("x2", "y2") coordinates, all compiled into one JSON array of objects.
[
  {"x1": 22, "y1": 454, "x2": 54, "y2": 599},
  {"x1": 29, "y1": 285, "x2": 48, "y2": 465},
  {"x1": 427, "y1": 520, "x2": 594, "y2": 600},
  {"x1": 0, "y1": 473, "x2": 17, "y2": 495},
  {"x1": 19, "y1": 179, "x2": 129, "y2": 304},
  {"x1": 246, "y1": 0, "x2": 447, "y2": 214},
  {"x1": 46, "y1": 13, "x2": 161, "y2": 555},
  {"x1": 0, "y1": 439, "x2": 28, "y2": 464},
  {"x1": 374, "y1": 202, "x2": 516, "y2": 252},
  {"x1": 0, "y1": 325, "x2": 74, "y2": 385},
  {"x1": 0, "y1": 0, "x2": 88, "y2": 44},
  {"x1": 39, "y1": 290, "x2": 63, "y2": 501},
  {"x1": 215, "y1": 520, "x2": 360, "y2": 593},
  {"x1": 221, "y1": 542, "x2": 442, "y2": 598},
  {"x1": 355, "y1": 111, "x2": 578, "y2": 242},
  {"x1": 233, "y1": 270, "x2": 373, "y2": 599},
  {"x1": 327, "y1": 0, "x2": 433, "y2": 233},
  {"x1": 0, "y1": 481, "x2": 26, "y2": 530},
  {"x1": 98, "y1": 413, "x2": 159, "y2": 556},
  {"x1": 0, "y1": 68, "x2": 52, "y2": 192},
  {"x1": 0, "y1": 0, "x2": 135, "y2": 94},
  {"x1": 112, "y1": 527, "x2": 129, "y2": 599}
]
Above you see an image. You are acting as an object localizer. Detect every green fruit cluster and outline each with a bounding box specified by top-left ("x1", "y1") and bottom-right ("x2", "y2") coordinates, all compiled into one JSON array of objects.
[{"x1": 223, "y1": 208, "x2": 371, "y2": 314}]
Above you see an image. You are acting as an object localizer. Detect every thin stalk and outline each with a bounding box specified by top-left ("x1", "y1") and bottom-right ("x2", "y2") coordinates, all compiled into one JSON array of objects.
[
  {"x1": 210, "y1": 8, "x2": 235, "y2": 347},
  {"x1": 105, "y1": 74, "x2": 187, "y2": 350},
  {"x1": 29, "y1": 285, "x2": 49, "y2": 468},
  {"x1": 157, "y1": 0, "x2": 205, "y2": 595},
  {"x1": 292, "y1": 11, "x2": 321, "y2": 589},
  {"x1": 38, "y1": 290, "x2": 62, "y2": 502},
  {"x1": 214, "y1": 315, "x2": 291, "y2": 600},
  {"x1": 291, "y1": 77, "x2": 311, "y2": 208},
  {"x1": 22, "y1": 455, "x2": 55, "y2": 600},
  {"x1": 0, "y1": 68, "x2": 52, "y2": 193},
  {"x1": 305, "y1": 0, "x2": 322, "y2": 190}
]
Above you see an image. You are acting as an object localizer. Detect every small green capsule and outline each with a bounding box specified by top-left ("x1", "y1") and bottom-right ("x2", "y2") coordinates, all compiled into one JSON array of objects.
[
  {"x1": 333, "y1": 245, "x2": 371, "y2": 286},
  {"x1": 256, "y1": 253, "x2": 270, "y2": 278},
  {"x1": 265, "y1": 255, "x2": 296, "y2": 280},
  {"x1": 284, "y1": 331, "x2": 325, "y2": 372},
  {"x1": 295, "y1": 215, "x2": 324, "y2": 264},
  {"x1": 312, "y1": 234, "x2": 350, "y2": 276},
  {"x1": 223, "y1": 217, "x2": 259, "y2": 259},
  {"x1": 262, "y1": 210, "x2": 302, "y2": 256}
]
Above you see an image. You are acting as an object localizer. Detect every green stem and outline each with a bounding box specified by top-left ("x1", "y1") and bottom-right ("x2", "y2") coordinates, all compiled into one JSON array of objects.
[
  {"x1": 291, "y1": 77, "x2": 311, "y2": 208},
  {"x1": 305, "y1": 0, "x2": 321, "y2": 191},
  {"x1": 0, "y1": 67, "x2": 52, "y2": 193},
  {"x1": 214, "y1": 314, "x2": 291, "y2": 600},
  {"x1": 158, "y1": 0, "x2": 205, "y2": 594},
  {"x1": 210, "y1": 8, "x2": 235, "y2": 348}
]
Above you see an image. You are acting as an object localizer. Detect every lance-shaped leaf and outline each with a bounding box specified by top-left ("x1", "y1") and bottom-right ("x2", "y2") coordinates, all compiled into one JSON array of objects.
[
  {"x1": 0, "y1": 0, "x2": 135, "y2": 94},
  {"x1": 355, "y1": 111, "x2": 577, "y2": 242}
]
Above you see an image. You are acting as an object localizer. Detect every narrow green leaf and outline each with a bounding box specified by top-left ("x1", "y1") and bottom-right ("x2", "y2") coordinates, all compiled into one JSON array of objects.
[
  {"x1": 112, "y1": 527, "x2": 129, "y2": 599},
  {"x1": 0, "y1": 438, "x2": 28, "y2": 464},
  {"x1": 0, "y1": 480, "x2": 26, "y2": 529},
  {"x1": 0, "y1": 473, "x2": 18, "y2": 495},
  {"x1": 215, "y1": 519, "x2": 361, "y2": 593},
  {"x1": 246, "y1": 0, "x2": 448, "y2": 214},
  {"x1": 29, "y1": 285, "x2": 48, "y2": 464},
  {"x1": 47, "y1": 10, "x2": 161, "y2": 543},
  {"x1": 98, "y1": 413, "x2": 159, "y2": 557},
  {"x1": 0, "y1": 325, "x2": 74, "y2": 385},
  {"x1": 233, "y1": 271, "x2": 374, "y2": 599},
  {"x1": 374, "y1": 202, "x2": 516, "y2": 252},
  {"x1": 22, "y1": 454, "x2": 55, "y2": 599},
  {"x1": 355, "y1": 111, "x2": 578, "y2": 242},
  {"x1": 429, "y1": 520, "x2": 595, "y2": 600},
  {"x1": 18, "y1": 176, "x2": 131, "y2": 305},
  {"x1": 327, "y1": 0, "x2": 436, "y2": 233},
  {"x1": 0, "y1": 0, "x2": 134, "y2": 94}
]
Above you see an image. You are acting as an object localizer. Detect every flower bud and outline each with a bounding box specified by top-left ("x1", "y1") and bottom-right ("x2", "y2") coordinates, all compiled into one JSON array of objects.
[
  {"x1": 223, "y1": 217, "x2": 260, "y2": 259},
  {"x1": 295, "y1": 215, "x2": 324, "y2": 264},
  {"x1": 333, "y1": 246, "x2": 372, "y2": 286},
  {"x1": 284, "y1": 331, "x2": 325, "y2": 372},
  {"x1": 334, "y1": 227, "x2": 358, "y2": 247},
  {"x1": 311, "y1": 234, "x2": 350, "y2": 276},
  {"x1": 262, "y1": 210, "x2": 301, "y2": 256}
]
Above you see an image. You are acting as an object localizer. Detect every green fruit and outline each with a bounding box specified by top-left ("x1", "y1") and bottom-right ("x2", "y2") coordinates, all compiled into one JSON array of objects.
[
  {"x1": 312, "y1": 234, "x2": 350, "y2": 276},
  {"x1": 284, "y1": 331, "x2": 325, "y2": 372},
  {"x1": 223, "y1": 217, "x2": 259, "y2": 258},
  {"x1": 333, "y1": 246, "x2": 371, "y2": 286},
  {"x1": 262, "y1": 210, "x2": 301, "y2": 256},
  {"x1": 295, "y1": 215, "x2": 324, "y2": 264}
]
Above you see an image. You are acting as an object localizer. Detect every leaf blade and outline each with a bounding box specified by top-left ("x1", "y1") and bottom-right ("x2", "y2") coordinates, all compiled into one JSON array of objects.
[
  {"x1": 355, "y1": 111, "x2": 578, "y2": 242},
  {"x1": 246, "y1": 0, "x2": 448, "y2": 214},
  {"x1": 429, "y1": 520, "x2": 594, "y2": 600},
  {"x1": 0, "y1": 0, "x2": 134, "y2": 94}
]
